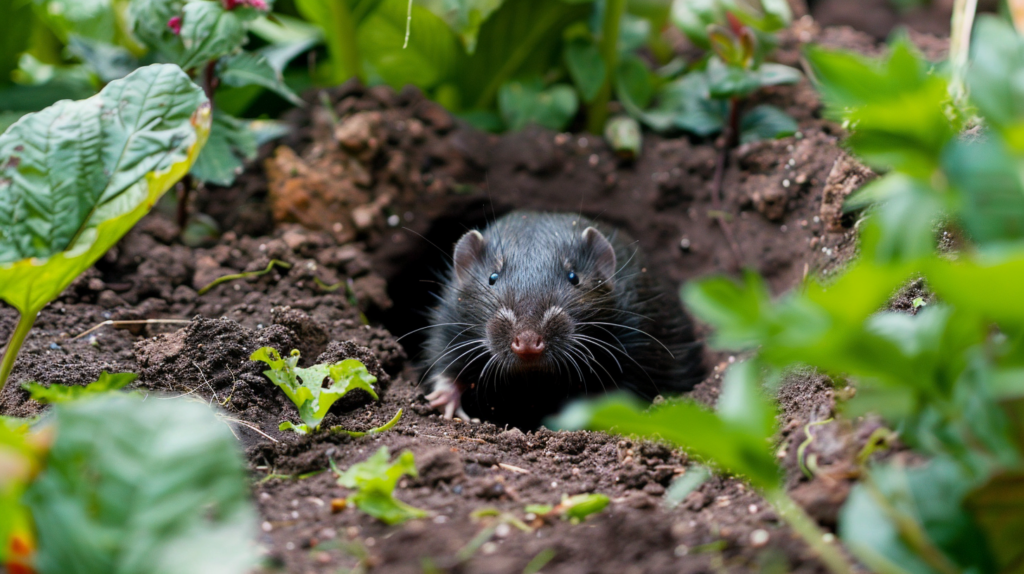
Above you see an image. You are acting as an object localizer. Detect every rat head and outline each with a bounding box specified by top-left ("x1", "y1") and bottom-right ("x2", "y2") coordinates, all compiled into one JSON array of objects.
[{"x1": 449, "y1": 217, "x2": 619, "y2": 377}]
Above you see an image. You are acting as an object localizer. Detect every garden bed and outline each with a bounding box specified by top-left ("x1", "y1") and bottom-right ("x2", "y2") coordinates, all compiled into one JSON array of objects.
[{"x1": 0, "y1": 20, "x2": 944, "y2": 574}]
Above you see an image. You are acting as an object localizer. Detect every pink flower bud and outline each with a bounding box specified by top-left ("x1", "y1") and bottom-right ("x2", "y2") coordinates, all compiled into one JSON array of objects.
[{"x1": 167, "y1": 15, "x2": 182, "y2": 34}]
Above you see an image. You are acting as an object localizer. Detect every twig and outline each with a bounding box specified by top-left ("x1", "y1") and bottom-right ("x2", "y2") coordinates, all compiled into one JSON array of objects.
[
  {"x1": 710, "y1": 98, "x2": 744, "y2": 271},
  {"x1": 497, "y1": 462, "x2": 531, "y2": 474},
  {"x1": 220, "y1": 415, "x2": 279, "y2": 443},
  {"x1": 72, "y1": 319, "x2": 191, "y2": 340}
]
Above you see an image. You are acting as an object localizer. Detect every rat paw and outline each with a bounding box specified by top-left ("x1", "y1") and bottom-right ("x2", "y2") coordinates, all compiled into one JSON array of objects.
[{"x1": 425, "y1": 377, "x2": 471, "y2": 421}]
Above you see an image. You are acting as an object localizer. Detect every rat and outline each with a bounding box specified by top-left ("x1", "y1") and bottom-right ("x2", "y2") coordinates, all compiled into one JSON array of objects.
[{"x1": 422, "y1": 211, "x2": 704, "y2": 427}]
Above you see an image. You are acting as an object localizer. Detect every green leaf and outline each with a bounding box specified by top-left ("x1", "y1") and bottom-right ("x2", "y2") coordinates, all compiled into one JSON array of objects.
[
  {"x1": 189, "y1": 110, "x2": 257, "y2": 186},
  {"x1": 839, "y1": 458, "x2": 995, "y2": 574},
  {"x1": 669, "y1": 0, "x2": 718, "y2": 49},
  {"x1": 926, "y1": 250, "x2": 1024, "y2": 328},
  {"x1": 615, "y1": 54, "x2": 656, "y2": 110},
  {"x1": 26, "y1": 395, "x2": 257, "y2": 574},
  {"x1": 967, "y1": 16, "x2": 1024, "y2": 152},
  {"x1": 755, "y1": 62, "x2": 801, "y2": 87},
  {"x1": 22, "y1": 371, "x2": 138, "y2": 404},
  {"x1": 498, "y1": 79, "x2": 578, "y2": 131},
  {"x1": 642, "y1": 71, "x2": 726, "y2": 135},
  {"x1": 128, "y1": 0, "x2": 187, "y2": 59},
  {"x1": 0, "y1": 64, "x2": 210, "y2": 316},
  {"x1": 806, "y1": 40, "x2": 955, "y2": 178},
  {"x1": 66, "y1": 36, "x2": 138, "y2": 83},
  {"x1": 421, "y1": 0, "x2": 504, "y2": 54},
  {"x1": 357, "y1": 0, "x2": 460, "y2": 92},
  {"x1": 219, "y1": 51, "x2": 303, "y2": 105},
  {"x1": 335, "y1": 446, "x2": 428, "y2": 525},
  {"x1": 664, "y1": 466, "x2": 710, "y2": 509},
  {"x1": 739, "y1": 104, "x2": 796, "y2": 143},
  {"x1": 561, "y1": 493, "x2": 609, "y2": 520},
  {"x1": 552, "y1": 363, "x2": 781, "y2": 490},
  {"x1": 942, "y1": 137, "x2": 1024, "y2": 246},
  {"x1": 706, "y1": 57, "x2": 760, "y2": 99},
  {"x1": 178, "y1": 1, "x2": 246, "y2": 71},
  {"x1": 251, "y1": 347, "x2": 378, "y2": 433},
  {"x1": 564, "y1": 37, "x2": 605, "y2": 103}
]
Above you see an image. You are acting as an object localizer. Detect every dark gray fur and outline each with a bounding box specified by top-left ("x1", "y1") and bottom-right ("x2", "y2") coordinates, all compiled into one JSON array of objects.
[{"x1": 423, "y1": 211, "x2": 703, "y2": 425}]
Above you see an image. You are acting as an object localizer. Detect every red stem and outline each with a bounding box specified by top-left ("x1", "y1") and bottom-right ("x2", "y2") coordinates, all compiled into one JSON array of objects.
[{"x1": 710, "y1": 98, "x2": 744, "y2": 271}]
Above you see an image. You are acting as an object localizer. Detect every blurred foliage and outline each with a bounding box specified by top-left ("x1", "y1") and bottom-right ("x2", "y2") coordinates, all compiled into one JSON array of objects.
[
  {"x1": 1, "y1": 395, "x2": 256, "y2": 573},
  {"x1": 21, "y1": 372, "x2": 139, "y2": 404},
  {"x1": 560, "y1": 15, "x2": 1024, "y2": 574}
]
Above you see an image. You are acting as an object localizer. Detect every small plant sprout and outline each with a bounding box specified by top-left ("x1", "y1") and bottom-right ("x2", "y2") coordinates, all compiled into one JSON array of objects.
[
  {"x1": 331, "y1": 446, "x2": 428, "y2": 525},
  {"x1": 0, "y1": 64, "x2": 211, "y2": 393},
  {"x1": 22, "y1": 372, "x2": 140, "y2": 405},
  {"x1": 249, "y1": 347, "x2": 379, "y2": 435},
  {"x1": 524, "y1": 493, "x2": 611, "y2": 524}
]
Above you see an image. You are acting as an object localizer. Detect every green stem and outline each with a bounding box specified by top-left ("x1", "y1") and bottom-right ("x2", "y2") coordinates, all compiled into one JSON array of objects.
[
  {"x1": 587, "y1": 0, "x2": 626, "y2": 134},
  {"x1": 472, "y1": 9, "x2": 567, "y2": 110},
  {"x1": 327, "y1": 0, "x2": 363, "y2": 84},
  {"x1": 949, "y1": 0, "x2": 978, "y2": 105},
  {"x1": 0, "y1": 311, "x2": 38, "y2": 392},
  {"x1": 764, "y1": 488, "x2": 855, "y2": 574}
]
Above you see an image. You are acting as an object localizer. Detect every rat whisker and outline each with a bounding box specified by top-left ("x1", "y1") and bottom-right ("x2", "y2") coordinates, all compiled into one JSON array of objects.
[
  {"x1": 398, "y1": 322, "x2": 473, "y2": 342},
  {"x1": 578, "y1": 321, "x2": 676, "y2": 359}
]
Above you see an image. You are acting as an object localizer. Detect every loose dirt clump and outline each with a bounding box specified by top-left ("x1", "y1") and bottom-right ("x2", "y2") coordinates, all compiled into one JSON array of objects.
[{"x1": 0, "y1": 21, "x2": 930, "y2": 574}]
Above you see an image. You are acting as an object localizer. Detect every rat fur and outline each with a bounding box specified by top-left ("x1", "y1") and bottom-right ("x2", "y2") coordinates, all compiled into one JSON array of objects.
[{"x1": 422, "y1": 211, "x2": 703, "y2": 427}]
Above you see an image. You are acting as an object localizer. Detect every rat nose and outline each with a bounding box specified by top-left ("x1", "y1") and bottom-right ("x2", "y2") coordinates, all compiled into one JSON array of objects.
[{"x1": 511, "y1": 330, "x2": 545, "y2": 360}]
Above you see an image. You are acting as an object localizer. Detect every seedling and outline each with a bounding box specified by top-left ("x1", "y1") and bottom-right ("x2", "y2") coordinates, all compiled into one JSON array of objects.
[
  {"x1": 22, "y1": 372, "x2": 139, "y2": 404},
  {"x1": 524, "y1": 493, "x2": 611, "y2": 523},
  {"x1": 331, "y1": 446, "x2": 428, "y2": 525},
  {"x1": 250, "y1": 347, "x2": 378, "y2": 434},
  {"x1": 0, "y1": 64, "x2": 210, "y2": 393}
]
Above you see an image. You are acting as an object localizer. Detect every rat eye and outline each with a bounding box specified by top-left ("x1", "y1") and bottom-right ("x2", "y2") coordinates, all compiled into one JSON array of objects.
[
  {"x1": 567, "y1": 271, "x2": 579, "y2": 286},
  {"x1": 488, "y1": 272, "x2": 499, "y2": 285}
]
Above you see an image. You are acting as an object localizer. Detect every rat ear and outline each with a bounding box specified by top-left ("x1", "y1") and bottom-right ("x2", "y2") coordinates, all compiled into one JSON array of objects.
[
  {"x1": 582, "y1": 227, "x2": 617, "y2": 284},
  {"x1": 453, "y1": 230, "x2": 486, "y2": 285}
]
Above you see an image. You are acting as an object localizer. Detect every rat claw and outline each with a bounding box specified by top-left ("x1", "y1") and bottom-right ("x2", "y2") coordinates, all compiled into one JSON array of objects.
[{"x1": 425, "y1": 377, "x2": 471, "y2": 421}]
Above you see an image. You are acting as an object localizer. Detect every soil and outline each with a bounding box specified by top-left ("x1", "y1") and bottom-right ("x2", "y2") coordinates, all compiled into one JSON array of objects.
[{"x1": 0, "y1": 21, "x2": 941, "y2": 574}]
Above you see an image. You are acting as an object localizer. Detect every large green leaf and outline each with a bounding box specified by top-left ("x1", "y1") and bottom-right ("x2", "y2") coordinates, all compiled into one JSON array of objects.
[
  {"x1": 26, "y1": 395, "x2": 257, "y2": 574},
  {"x1": 564, "y1": 37, "x2": 605, "y2": 103},
  {"x1": 0, "y1": 64, "x2": 210, "y2": 315},
  {"x1": 357, "y1": 0, "x2": 460, "y2": 92}
]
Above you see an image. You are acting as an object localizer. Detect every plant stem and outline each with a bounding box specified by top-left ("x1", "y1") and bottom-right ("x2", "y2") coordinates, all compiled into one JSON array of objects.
[
  {"x1": 0, "y1": 311, "x2": 38, "y2": 391},
  {"x1": 327, "y1": 0, "x2": 362, "y2": 84},
  {"x1": 949, "y1": 0, "x2": 978, "y2": 105},
  {"x1": 764, "y1": 488, "x2": 855, "y2": 574},
  {"x1": 176, "y1": 176, "x2": 192, "y2": 230},
  {"x1": 587, "y1": 0, "x2": 626, "y2": 134},
  {"x1": 710, "y1": 98, "x2": 744, "y2": 270}
]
